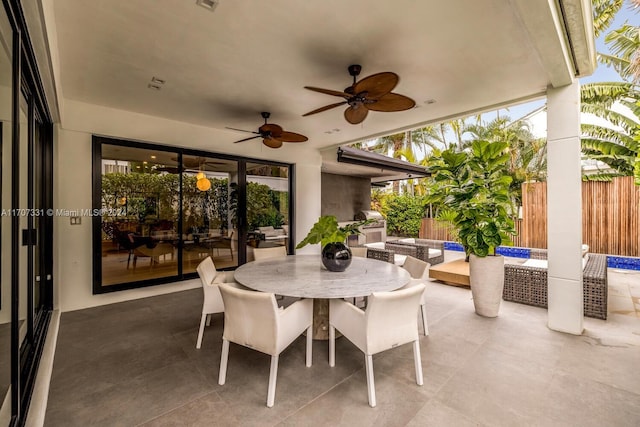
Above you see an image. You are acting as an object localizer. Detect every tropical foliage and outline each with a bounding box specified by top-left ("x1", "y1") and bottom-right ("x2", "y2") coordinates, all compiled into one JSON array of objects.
[
  {"x1": 381, "y1": 194, "x2": 427, "y2": 237},
  {"x1": 101, "y1": 172, "x2": 286, "y2": 232},
  {"x1": 295, "y1": 215, "x2": 371, "y2": 249},
  {"x1": 581, "y1": 1, "x2": 639, "y2": 183},
  {"x1": 580, "y1": 82, "x2": 640, "y2": 180},
  {"x1": 428, "y1": 140, "x2": 516, "y2": 257}
]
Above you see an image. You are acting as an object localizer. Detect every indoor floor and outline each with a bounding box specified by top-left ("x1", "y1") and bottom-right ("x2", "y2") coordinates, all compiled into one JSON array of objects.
[{"x1": 44, "y1": 260, "x2": 640, "y2": 426}]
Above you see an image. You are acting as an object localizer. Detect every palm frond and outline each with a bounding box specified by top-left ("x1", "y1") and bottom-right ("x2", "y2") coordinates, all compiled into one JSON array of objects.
[
  {"x1": 581, "y1": 172, "x2": 624, "y2": 182},
  {"x1": 581, "y1": 124, "x2": 637, "y2": 148},
  {"x1": 580, "y1": 82, "x2": 633, "y2": 105},
  {"x1": 592, "y1": 0, "x2": 625, "y2": 37},
  {"x1": 580, "y1": 103, "x2": 639, "y2": 133},
  {"x1": 581, "y1": 137, "x2": 636, "y2": 157}
]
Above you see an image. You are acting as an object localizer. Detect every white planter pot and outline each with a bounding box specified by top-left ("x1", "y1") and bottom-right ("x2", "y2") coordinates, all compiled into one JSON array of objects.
[{"x1": 469, "y1": 254, "x2": 505, "y2": 317}]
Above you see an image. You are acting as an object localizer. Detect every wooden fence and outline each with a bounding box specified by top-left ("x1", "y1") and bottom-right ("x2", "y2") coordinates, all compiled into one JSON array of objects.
[{"x1": 420, "y1": 176, "x2": 640, "y2": 256}]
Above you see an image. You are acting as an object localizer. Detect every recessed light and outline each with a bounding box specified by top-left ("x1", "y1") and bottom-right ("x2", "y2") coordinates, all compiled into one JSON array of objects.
[
  {"x1": 148, "y1": 83, "x2": 161, "y2": 90},
  {"x1": 151, "y1": 77, "x2": 165, "y2": 85},
  {"x1": 196, "y1": 0, "x2": 219, "y2": 11},
  {"x1": 150, "y1": 155, "x2": 157, "y2": 159},
  {"x1": 143, "y1": 161, "x2": 148, "y2": 164},
  {"x1": 424, "y1": 99, "x2": 436, "y2": 105}
]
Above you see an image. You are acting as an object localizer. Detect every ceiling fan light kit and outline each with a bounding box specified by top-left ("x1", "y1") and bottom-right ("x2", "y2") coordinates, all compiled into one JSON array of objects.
[{"x1": 303, "y1": 64, "x2": 416, "y2": 124}]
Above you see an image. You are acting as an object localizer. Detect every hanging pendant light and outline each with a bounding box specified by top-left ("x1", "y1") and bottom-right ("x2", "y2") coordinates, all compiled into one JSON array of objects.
[{"x1": 197, "y1": 177, "x2": 211, "y2": 191}]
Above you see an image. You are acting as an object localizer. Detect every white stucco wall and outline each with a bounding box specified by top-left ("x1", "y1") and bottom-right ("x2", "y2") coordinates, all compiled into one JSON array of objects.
[{"x1": 55, "y1": 100, "x2": 322, "y2": 312}]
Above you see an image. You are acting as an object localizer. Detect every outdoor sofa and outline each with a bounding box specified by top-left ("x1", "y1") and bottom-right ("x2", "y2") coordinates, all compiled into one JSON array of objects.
[
  {"x1": 503, "y1": 250, "x2": 608, "y2": 320},
  {"x1": 384, "y1": 238, "x2": 445, "y2": 265}
]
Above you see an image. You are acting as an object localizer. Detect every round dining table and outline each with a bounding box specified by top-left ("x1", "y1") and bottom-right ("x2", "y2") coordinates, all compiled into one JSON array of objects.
[{"x1": 234, "y1": 255, "x2": 411, "y2": 339}]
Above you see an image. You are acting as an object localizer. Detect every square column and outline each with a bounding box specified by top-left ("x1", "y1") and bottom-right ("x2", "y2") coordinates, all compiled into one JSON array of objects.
[{"x1": 546, "y1": 81, "x2": 583, "y2": 335}]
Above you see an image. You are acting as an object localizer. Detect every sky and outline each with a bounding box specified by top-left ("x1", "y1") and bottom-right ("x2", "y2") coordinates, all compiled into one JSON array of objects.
[{"x1": 487, "y1": 1, "x2": 639, "y2": 138}]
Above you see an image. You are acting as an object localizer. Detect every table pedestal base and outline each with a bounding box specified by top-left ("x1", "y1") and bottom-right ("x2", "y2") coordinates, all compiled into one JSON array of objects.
[{"x1": 312, "y1": 298, "x2": 330, "y2": 340}]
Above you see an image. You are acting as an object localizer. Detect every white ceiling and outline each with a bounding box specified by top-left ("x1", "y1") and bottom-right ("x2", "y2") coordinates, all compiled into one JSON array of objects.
[{"x1": 49, "y1": 0, "x2": 593, "y2": 152}]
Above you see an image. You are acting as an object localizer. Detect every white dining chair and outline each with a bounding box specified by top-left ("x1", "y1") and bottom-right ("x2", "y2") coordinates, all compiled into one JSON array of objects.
[
  {"x1": 253, "y1": 245, "x2": 287, "y2": 260},
  {"x1": 217, "y1": 283, "x2": 313, "y2": 407},
  {"x1": 195, "y1": 256, "x2": 237, "y2": 349},
  {"x1": 329, "y1": 284, "x2": 426, "y2": 407},
  {"x1": 401, "y1": 255, "x2": 430, "y2": 335}
]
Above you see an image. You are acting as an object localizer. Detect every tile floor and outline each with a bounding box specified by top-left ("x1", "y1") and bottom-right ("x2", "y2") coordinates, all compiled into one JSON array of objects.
[{"x1": 44, "y1": 255, "x2": 640, "y2": 426}]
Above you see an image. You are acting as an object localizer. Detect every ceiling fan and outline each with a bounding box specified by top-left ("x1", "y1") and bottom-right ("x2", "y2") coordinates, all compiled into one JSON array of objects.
[
  {"x1": 303, "y1": 64, "x2": 416, "y2": 125},
  {"x1": 226, "y1": 112, "x2": 308, "y2": 149}
]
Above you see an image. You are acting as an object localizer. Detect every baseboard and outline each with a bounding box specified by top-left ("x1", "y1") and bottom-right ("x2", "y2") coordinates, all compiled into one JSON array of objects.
[{"x1": 24, "y1": 310, "x2": 60, "y2": 427}]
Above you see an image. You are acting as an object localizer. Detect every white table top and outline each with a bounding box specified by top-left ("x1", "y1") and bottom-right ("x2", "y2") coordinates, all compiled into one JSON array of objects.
[{"x1": 234, "y1": 255, "x2": 411, "y2": 299}]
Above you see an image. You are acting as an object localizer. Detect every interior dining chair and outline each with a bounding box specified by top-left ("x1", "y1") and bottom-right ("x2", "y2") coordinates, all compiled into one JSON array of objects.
[
  {"x1": 195, "y1": 256, "x2": 237, "y2": 349},
  {"x1": 253, "y1": 245, "x2": 287, "y2": 260},
  {"x1": 217, "y1": 283, "x2": 313, "y2": 407},
  {"x1": 401, "y1": 255, "x2": 431, "y2": 336},
  {"x1": 210, "y1": 230, "x2": 234, "y2": 260},
  {"x1": 329, "y1": 284, "x2": 426, "y2": 407}
]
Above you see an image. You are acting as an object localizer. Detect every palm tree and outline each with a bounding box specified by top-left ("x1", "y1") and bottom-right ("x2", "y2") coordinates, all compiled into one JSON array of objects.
[
  {"x1": 580, "y1": 82, "x2": 639, "y2": 180},
  {"x1": 598, "y1": 23, "x2": 640, "y2": 82},
  {"x1": 592, "y1": 0, "x2": 625, "y2": 37}
]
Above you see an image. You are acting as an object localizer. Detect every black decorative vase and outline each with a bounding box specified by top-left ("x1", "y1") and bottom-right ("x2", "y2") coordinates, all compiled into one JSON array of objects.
[{"x1": 321, "y1": 242, "x2": 352, "y2": 272}]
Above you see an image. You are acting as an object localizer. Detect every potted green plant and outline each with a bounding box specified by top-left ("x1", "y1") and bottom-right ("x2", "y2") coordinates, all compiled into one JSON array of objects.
[
  {"x1": 296, "y1": 215, "x2": 371, "y2": 272},
  {"x1": 429, "y1": 140, "x2": 516, "y2": 317}
]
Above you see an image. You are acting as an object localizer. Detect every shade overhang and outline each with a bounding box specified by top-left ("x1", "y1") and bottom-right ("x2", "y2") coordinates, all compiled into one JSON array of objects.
[{"x1": 336, "y1": 146, "x2": 430, "y2": 178}]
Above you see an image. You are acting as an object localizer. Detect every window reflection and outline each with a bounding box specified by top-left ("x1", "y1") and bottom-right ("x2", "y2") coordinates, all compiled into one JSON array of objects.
[
  {"x1": 0, "y1": 5, "x2": 12, "y2": 416},
  {"x1": 246, "y1": 163, "x2": 290, "y2": 261},
  {"x1": 100, "y1": 146, "x2": 180, "y2": 286},
  {"x1": 181, "y1": 156, "x2": 238, "y2": 273}
]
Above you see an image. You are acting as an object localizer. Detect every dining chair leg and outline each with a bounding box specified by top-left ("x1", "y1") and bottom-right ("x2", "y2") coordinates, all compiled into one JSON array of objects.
[
  {"x1": 205, "y1": 313, "x2": 211, "y2": 327},
  {"x1": 196, "y1": 313, "x2": 207, "y2": 349},
  {"x1": 306, "y1": 326, "x2": 313, "y2": 367},
  {"x1": 218, "y1": 338, "x2": 230, "y2": 385},
  {"x1": 365, "y1": 354, "x2": 376, "y2": 407},
  {"x1": 329, "y1": 325, "x2": 335, "y2": 367},
  {"x1": 267, "y1": 355, "x2": 279, "y2": 408},
  {"x1": 413, "y1": 340, "x2": 423, "y2": 386},
  {"x1": 420, "y1": 304, "x2": 429, "y2": 336}
]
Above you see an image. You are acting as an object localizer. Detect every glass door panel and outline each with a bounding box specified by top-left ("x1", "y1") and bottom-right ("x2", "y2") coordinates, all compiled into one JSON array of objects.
[
  {"x1": 245, "y1": 163, "x2": 290, "y2": 261},
  {"x1": 0, "y1": 7, "x2": 12, "y2": 420},
  {"x1": 181, "y1": 156, "x2": 238, "y2": 273},
  {"x1": 100, "y1": 146, "x2": 179, "y2": 286}
]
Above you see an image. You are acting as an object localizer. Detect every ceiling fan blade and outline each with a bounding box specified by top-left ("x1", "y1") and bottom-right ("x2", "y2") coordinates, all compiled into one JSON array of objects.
[
  {"x1": 156, "y1": 167, "x2": 180, "y2": 174},
  {"x1": 302, "y1": 101, "x2": 348, "y2": 117},
  {"x1": 367, "y1": 93, "x2": 416, "y2": 112},
  {"x1": 353, "y1": 72, "x2": 399, "y2": 99},
  {"x1": 278, "y1": 131, "x2": 308, "y2": 143},
  {"x1": 263, "y1": 138, "x2": 283, "y2": 149},
  {"x1": 233, "y1": 135, "x2": 261, "y2": 143},
  {"x1": 259, "y1": 123, "x2": 283, "y2": 138},
  {"x1": 304, "y1": 86, "x2": 350, "y2": 98},
  {"x1": 225, "y1": 126, "x2": 260, "y2": 134},
  {"x1": 344, "y1": 106, "x2": 369, "y2": 124}
]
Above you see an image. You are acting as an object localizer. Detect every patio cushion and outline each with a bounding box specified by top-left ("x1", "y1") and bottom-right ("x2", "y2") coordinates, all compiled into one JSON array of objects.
[
  {"x1": 364, "y1": 242, "x2": 385, "y2": 249},
  {"x1": 522, "y1": 259, "x2": 548, "y2": 269}
]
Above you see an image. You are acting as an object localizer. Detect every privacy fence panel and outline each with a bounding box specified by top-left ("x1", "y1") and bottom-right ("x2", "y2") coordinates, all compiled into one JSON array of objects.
[{"x1": 419, "y1": 177, "x2": 640, "y2": 256}]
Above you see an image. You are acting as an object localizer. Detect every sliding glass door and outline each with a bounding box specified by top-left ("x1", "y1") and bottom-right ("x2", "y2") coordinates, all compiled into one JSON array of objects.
[
  {"x1": 94, "y1": 137, "x2": 292, "y2": 293},
  {"x1": 0, "y1": 1, "x2": 54, "y2": 423}
]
